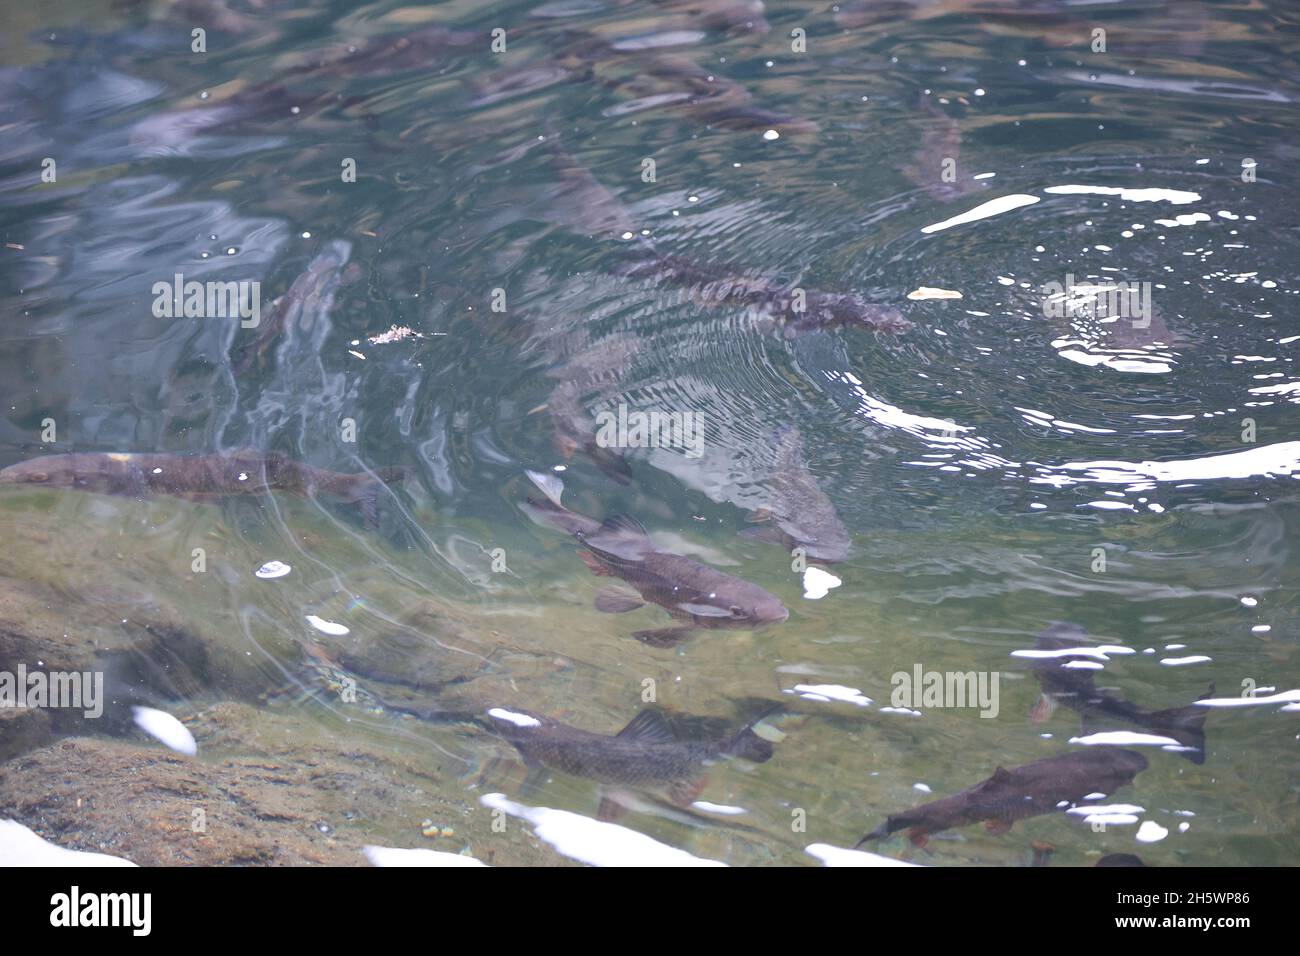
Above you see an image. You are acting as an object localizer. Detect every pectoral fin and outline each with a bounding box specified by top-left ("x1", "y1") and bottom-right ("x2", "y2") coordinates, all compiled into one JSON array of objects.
[
  {"x1": 597, "y1": 791, "x2": 630, "y2": 823},
  {"x1": 577, "y1": 550, "x2": 615, "y2": 576},
  {"x1": 738, "y1": 525, "x2": 788, "y2": 546},
  {"x1": 595, "y1": 587, "x2": 645, "y2": 613},
  {"x1": 666, "y1": 776, "x2": 709, "y2": 808},
  {"x1": 1028, "y1": 693, "x2": 1058, "y2": 724}
]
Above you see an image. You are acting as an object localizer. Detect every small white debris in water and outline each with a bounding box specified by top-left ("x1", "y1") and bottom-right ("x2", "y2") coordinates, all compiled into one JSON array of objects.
[
  {"x1": 1160, "y1": 655, "x2": 1212, "y2": 666},
  {"x1": 488, "y1": 707, "x2": 541, "y2": 728},
  {"x1": 1240, "y1": 596, "x2": 1258, "y2": 607},
  {"x1": 305, "y1": 615, "x2": 350, "y2": 636},
  {"x1": 802, "y1": 567, "x2": 842, "y2": 600},
  {"x1": 907, "y1": 287, "x2": 963, "y2": 300},
  {"x1": 237, "y1": 472, "x2": 248, "y2": 481},
  {"x1": 1179, "y1": 822, "x2": 1190, "y2": 833},
  {"x1": 763, "y1": 129, "x2": 780, "y2": 140},
  {"x1": 692, "y1": 802, "x2": 747, "y2": 815},
  {"x1": 132, "y1": 706, "x2": 197, "y2": 756},
  {"x1": 913, "y1": 783, "x2": 931, "y2": 793},
  {"x1": 302, "y1": 231, "x2": 312, "y2": 239},
  {"x1": 1069, "y1": 731, "x2": 1179, "y2": 747},
  {"x1": 787, "y1": 684, "x2": 871, "y2": 707},
  {"x1": 1252, "y1": 625, "x2": 1271, "y2": 633},
  {"x1": 255, "y1": 561, "x2": 291, "y2": 579},
  {"x1": 1136, "y1": 821, "x2": 1168, "y2": 843},
  {"x1": 152, "y1": 467, "x2": 162, "y2": 474}
]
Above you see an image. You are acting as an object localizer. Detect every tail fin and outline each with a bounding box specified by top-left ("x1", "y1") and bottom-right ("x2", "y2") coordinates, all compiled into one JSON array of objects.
[
  {"x1": 525, "y1": 469, "x2": 564, "y2": 508},
  {"x1": 725, "y1": 703, "x2": 785, "y2": 763},
  {"x1": 351, "y1": 468, "x2": 406, "y2": 527},
  {"x1": 522, "y1": 470, "x2": 602, "y2": 536},
  {"x1": 853, "y1": 820, "x2": 893, "y2": 848}
]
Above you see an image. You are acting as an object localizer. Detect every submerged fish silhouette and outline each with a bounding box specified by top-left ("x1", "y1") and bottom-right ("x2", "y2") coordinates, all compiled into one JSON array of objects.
[
  {"x1": 1028, "y1": 622, "x2": 1212, "y2": 764},
  {"x1": 523, "y1": 470, "x2": 788, "y2": 645},
  {"x1": 857, "y1": 748, "x2": 1149, "y2": 849},
  {"x1": 738, "y1": 425, "x2": 852, "y2": 563},
  {"x1": 232, "y1": 240, "x2": 358, "y2": 374},
  {"x1": 0, "y1": 451, "x2": 404, "y2": 525},
  {"x1": 485, "y1": 705, "x2": 774, "y2": 818}
]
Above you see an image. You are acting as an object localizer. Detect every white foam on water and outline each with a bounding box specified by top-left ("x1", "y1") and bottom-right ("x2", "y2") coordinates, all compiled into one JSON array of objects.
[
  {"x1": 1195, "y1": 689, "x2": 1300, "y2": 708},
  {"x1": 1043, "y1": 184, "x2": 1201, "y2": 204},
  {"x1": 920, "y1": 194, "x2": 1040, "y2": 234}
]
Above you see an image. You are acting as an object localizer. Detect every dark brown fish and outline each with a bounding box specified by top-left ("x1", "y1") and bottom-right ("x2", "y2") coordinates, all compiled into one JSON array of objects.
[
  {"x1": 485, "y1": 705, "x2": 774, "y2": 817},
  {"x1": 0, "y1": 451, "x2": 404, "y2": 525},
  {"x1": 738, "y1": 425, "x2": 851, "y2": 563},
  {"x1": 535, "y1": 137, "x2": 908, "y2": 336},
  {"x1": 618, "y1": 252, "x2": 911, "y2": 335},
  {"x1": 232, "y1": 240, "x2": 358, "y2": 374},
  {"x1": 545, "y1": 336, "x2": 640, "y2": 485},
  {"x1": 523, "y1": 470, "x2": 788, "y2": 645},
  {"x1": 856, "y1": 748, "x2": 1149, "y2": 849},
  {"x1": 1027, "y1": 622, "x2": 1212, "y2": 764},
  {"x1": 905, "y1": 94, "x2": 990, "y2": 203}
]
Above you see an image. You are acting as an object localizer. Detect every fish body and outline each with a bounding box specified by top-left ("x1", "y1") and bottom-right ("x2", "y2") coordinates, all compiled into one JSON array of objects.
[
  {"x1": 618, "y1": 253, "x2": 910, "y2": 334},
  {"x1": 0, "y1": 452, "x2": 403, "y2": 524},
  {"x1": 523, "y1": 470, "x2": 788, "y2": 644},
  {"x1": 233, "y1": 240, "x2": 357, "y2": 373},
  {"x1": 858, "y1": 748, "x2": 1149, "y2": 847},
  {"x1": 486, "y1": 706, "x2": 772, "y2": 789},
  {"x1": 1029, "y1": 622, "x2": 1211, "y2": 763},
  {"x1": 740, "y1": 425, "x2": 851, "y2": 562}
]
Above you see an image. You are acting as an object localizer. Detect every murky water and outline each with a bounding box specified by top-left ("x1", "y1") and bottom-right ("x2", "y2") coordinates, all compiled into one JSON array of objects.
[{"x1": 1, "y1": 0, "x2": 1298, "y2": 866}]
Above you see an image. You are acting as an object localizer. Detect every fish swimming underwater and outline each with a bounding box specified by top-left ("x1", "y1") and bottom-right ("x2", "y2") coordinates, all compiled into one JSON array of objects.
[
  {"x1": 485, "y1": 705, "x2": 775, "y2": 820},
  {"x1": 856, "y1": 748, "x2": 1149, "y2": 849},
  {"x1": 0, "y1": 451, "x2": 405, "y2": 525},
  {"x1": 232, "y1": 240, "x2": 359, "y2": 374},
  {"x1": 523, "y1": 470, "x2": 788, "y2": 645},
  {"x1": 617, "y1": 252, "x2": 912, "y2": 336},
  {"x1": 738, "y1": 425, "x2": 852, "y2": 563},
  {"x1": 1027, "y1": 622, "x2": 1212, "y2": 764}
]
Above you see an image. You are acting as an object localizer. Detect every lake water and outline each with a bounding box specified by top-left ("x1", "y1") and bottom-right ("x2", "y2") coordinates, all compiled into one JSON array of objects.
[{"x1": 0, "y1": 0, "x2": 1297, "y2": 867}]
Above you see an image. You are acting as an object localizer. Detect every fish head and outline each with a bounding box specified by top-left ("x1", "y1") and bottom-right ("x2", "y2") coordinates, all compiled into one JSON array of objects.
[
  {"x1": 0, "y1": 455, "x2": 71, "y2": 487},
  {"x1": 734, "y1": 589, "x2": 790, "y2": 627},
  {"x1": 679, "y1": 580, "x2": 789, "y2": 627},
  {"x1": 834, "y1": 295, "x2": 913, "y2": 334}
]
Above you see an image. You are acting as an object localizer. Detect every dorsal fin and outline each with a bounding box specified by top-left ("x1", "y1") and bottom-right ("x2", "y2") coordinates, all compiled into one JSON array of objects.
[
  {"x1": 585, "y1": 513, "x2": 652, "y2": 559},
  {"x1": 598, "y1": 513, "x2": 649, "y2": 540},
  {"x1": 616, "y1": 709, "x2": 676, "y2": 745},
  {"x1": 990, "y1": 766, "x2": 1013, "y2": 784}
]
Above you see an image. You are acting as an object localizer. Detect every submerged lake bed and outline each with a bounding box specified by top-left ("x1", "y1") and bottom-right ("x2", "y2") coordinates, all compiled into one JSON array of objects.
[{"x1": 0, "y1": 0, "x2": 1298, "y2": 868}]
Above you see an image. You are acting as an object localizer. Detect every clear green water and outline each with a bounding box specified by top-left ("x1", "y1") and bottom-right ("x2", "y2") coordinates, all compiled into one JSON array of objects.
[{"x1": 0, "y1": 0, "x2": 1297, "y2": 866}]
